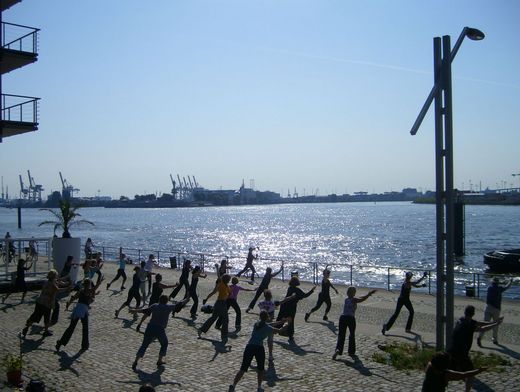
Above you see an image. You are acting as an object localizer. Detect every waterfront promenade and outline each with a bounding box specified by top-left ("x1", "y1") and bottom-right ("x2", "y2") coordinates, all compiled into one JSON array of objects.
[{"x1": 1, "y1": 262, "x2": 519, "y2": 391}]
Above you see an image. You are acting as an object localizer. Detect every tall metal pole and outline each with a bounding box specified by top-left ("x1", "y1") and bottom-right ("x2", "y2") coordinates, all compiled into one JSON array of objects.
[
  {"x1": 433, "y1": 37, "x2": 445, "y2": 351},
  {"x1": 443, "y1": 35, "x2": 456, "y2": 346}
]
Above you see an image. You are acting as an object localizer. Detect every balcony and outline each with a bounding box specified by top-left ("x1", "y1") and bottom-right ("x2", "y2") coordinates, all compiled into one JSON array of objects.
[
  {"x1": 0, "y1": 0, "x2": 22, "y2": 12},
  {"x1": 0, "y1": 93, "x2": 40, "y2": 141},
  {"x1": 1, "y1": 21, "x2": 39, "y2": 74}
]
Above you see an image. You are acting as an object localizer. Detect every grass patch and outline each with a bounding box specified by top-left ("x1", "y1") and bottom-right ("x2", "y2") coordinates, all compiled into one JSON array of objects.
[{"x1": 372, "y1": 343, "x2": 511, "y2": 372}]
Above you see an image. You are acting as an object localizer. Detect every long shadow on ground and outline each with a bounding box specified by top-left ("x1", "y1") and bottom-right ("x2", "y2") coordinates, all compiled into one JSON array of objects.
[{"x1": 119, "y1": 366, "x2": 181, "y2": 389}]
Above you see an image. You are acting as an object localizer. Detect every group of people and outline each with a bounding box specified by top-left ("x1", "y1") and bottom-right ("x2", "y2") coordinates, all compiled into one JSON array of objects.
[{"x1": 7, "y1": 241, "x2": 514, "y2": 392}]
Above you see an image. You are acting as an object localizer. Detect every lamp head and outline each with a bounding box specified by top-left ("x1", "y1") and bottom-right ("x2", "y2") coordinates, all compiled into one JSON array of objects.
[{"x1": 465, "y1": 27, "x2": 485, "y2": 41}]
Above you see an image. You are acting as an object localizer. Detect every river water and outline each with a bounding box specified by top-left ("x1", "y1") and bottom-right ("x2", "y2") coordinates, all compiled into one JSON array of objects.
[{"x1": 1, "y1": 202, "x2": 519, "y2": 297}]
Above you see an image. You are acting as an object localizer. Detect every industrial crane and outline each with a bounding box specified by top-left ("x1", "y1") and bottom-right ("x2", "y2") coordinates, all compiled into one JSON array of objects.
[
  {"x1": 27, "y1": 170, "x2": 44, "y2": 201},
  {"x1": 177, "y1": 174, "x2": 184, "y2": 199},
  {"x1": 59, "y1": 172, "x2": 80, "y2": 199},
  {"x1": 19, "y1": 175, "x2": 29, "y2": 199},
  {"x1": 192, "y1": 175, "x2": 199, "y2": 188},
  {"x1": 169, "y1": 174, "x2": 177, "y2": 198},
  {"x1": 513, "y1": 173, "x2": 520, "y2": 189},
  {"x1": 187, "y1": 176, "x2": 194, "y2": 190}
]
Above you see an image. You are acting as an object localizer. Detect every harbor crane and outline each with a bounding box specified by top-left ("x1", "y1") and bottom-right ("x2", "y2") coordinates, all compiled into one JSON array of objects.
[
  {"x1": 59, "y1": 172, "x2": 80, "y2": 199},
  {"x1": 187, "y1": 176, "x2": 194, "y2": 190},
  {"x1": 27, "y1": 170, "x2": 44, "y2": 201},
  {"x1": 192, "y1": 175, "x2": 199, "y2": 188},
  {"x1": 176, "y1": 174, "x2": 184, "y2": 199},
  {"x1": 169, "y1": 174, "x2": 177, "y2": 198},
  {"x1": 513, "y1": 173, "x2": 520, "y2": 189},
  {"x1": 19, "y1": 175, "x2": 29, "y2": 199}
]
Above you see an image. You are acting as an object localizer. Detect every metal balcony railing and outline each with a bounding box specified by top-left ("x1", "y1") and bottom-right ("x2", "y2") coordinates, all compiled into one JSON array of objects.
[
  {"x1": 1, "y1": 94, "x2": 40, "y2": 124},
  {"x1": 1, "y1": 22, "x2": 39, "y2": 54}
]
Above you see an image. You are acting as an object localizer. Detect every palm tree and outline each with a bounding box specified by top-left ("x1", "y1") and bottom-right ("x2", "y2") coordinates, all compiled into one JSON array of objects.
[{"x1": 39, "y1": 200, "x2": 94, "y2": 238}]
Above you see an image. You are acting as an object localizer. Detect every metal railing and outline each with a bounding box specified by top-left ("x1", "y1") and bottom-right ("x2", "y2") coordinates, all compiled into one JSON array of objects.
[
  {"x1": 1, "y1": 94, "x2": 40, "y2": 124},
  {"x1": 1, "y1": 22, "x2": 39, "y2": 53},
  {"x1": 89, "y1": 243, "x2": 520, "y2": 300}
]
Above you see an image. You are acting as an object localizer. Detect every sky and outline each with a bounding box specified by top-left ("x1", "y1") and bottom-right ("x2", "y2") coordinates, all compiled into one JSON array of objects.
[{"x1": 1, "y1": 0, "x2": 519, "y2": 199}]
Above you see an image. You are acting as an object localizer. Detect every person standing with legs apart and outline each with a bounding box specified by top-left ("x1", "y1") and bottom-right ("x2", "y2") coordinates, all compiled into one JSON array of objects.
[
  {"x1": 228, "y1": 310, "x2": 288, "y2": 392},
  {"x1": 22, "y1": 270, "x2": 71, "y2": 338},
  {"x1": 137, "y1": 274, "x2": 177, "y2": 331},
  {"x1": 107, "y1": 249, "x2": 128, "y2": 290},
  {"x1": 144, "y1": 254, "x2": 156, "y2": 295},
  {"x1": 115, "y1": 266, "x2": 142, "y2": 318},
  {"x1": 305, "y1": 268, "x2": 338, "y2": 322},
  {"x1": 236, "y1": 246, "x2": 258, "y2": 283},
  {"x1": 198, "y1": 274, "x2": 231, "y2": 343},
  {"x1": 477, "y1": 277, "x2": 512, "y2": 347},
  {"x1": 130, "y1": 295, "x2": 189, "y2": 370},
  {"x1": 448, "y1": 305, "x2": 502, "y2": 392},
  {"x1": 276, "y1": 276, "x2": 316, "y2": 343},
  {"x1": 246, "y1": 267, "x2": 282, "y2": 313},
  {"x1": 2, "y1": 258, "x2": 32, "y2": 304},
  {"x1": 382, "y1": 271, "x2": 427, "y2": 335},
  {"x1": 55, "y1": 277, "x2": 102, "y2": 352},
  {"x1": 217, "y1": 276, "x2": 255, "y2": 331},
  {"x1": 188, "y1": 266, "x2": 206, "y2": 319},
  {"x1": 169, "y1": 259, "x2": 192, "y2": 301},
  {"x1": 333, "y1": 287, "x2": 376, "y2": 359}
]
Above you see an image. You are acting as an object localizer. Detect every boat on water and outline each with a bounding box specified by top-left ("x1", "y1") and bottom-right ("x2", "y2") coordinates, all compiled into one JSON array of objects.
[{"x1": 484, "y1": 249, "x2": 520, "y2": 272}]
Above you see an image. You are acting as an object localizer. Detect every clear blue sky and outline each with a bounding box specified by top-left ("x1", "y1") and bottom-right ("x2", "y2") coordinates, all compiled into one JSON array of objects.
[{"x1": 1, "y1": 0, "x2": 519, "y2": 198}]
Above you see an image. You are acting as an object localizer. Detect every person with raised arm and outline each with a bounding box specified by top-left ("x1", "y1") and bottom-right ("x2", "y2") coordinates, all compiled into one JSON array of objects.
[
  {"x1": 55, "y1": 276, "x2": 103, "y2": 352},
  {"x1": 448, "y1": 305, "x2": 502, "y2": 392},
  {"x1": 477, "y1": 276, "x2": 512, "y2": 346},
  {"x1": 246, "y1": 266, "x2": 282, "y2": 313},
  {"x1": 130, "y1": 295, "x2": 189, "y2": 370},
  {"x1": 228, "y1": 310, "x2": 288, "y2": 392},
  {"x1": 422, "y1": 352, "x2": 486, "y2": 392},
  {"x1": 276, "y1": 275, "x2": 316, "y2": 343},
  {"x1": 305, "y1": 267, "x2": 339, "y2": 322},
  {"x1": 236, "y1": 246, "x2": 258, "y2": 284},
  {"x1": 382, "y1": 271, "x2": 428, "y2": 335},
  {"x1": 333, "y1": 286, "x2": 376, "y2": 359}
]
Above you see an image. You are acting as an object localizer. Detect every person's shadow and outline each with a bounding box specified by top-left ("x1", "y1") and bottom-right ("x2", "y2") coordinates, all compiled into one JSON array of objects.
[
  {"x1": 56, "y1": 349, "x2": 85, "y2": 376},
  {"x1": 197, "y1": 336, "x2": 232, "y2": 361},
  {"x1": 120, "y1": 365, "x2": 181, "y2": 389},
  {"x1": 487, "y1": 342, "x2": 520, "y2": 360},
  {"x1": 336, "y1": 354, "x2": 372, "y2": 376},
  {"x1": 274, "y1": 340, "x2": 322, "y2": 356},
  {"x1": 120, "y1": 314, "x2": 139, "y2": 329},
  {"x1": 317, "y1": 320, "x2": 338, "y2": 335},
  {"x1": 263, "y1": 360, "x2": 302, "y2": 387}
]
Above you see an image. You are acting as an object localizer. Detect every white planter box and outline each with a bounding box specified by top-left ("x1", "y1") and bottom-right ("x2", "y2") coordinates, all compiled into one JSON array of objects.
[{"x1": 52, "y1": 237, "x2": 81, "y2": 283}]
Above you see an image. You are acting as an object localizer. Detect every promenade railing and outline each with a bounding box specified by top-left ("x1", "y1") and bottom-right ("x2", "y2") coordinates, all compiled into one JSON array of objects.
[{"x1": 93, "y1": 244, "x2": 519, "y2": 300}]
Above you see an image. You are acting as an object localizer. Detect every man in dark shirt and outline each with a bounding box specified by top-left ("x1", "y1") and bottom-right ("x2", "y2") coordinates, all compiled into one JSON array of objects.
[
  {"x1": 448, "y1": 305, "x2": 503, "y2": 392},
  {"x1": 130, "y1": 295, "x2": 188, "y2": 370},
  {"x1": 477, "y1": 277, "x2": 511, "y2": 346}
]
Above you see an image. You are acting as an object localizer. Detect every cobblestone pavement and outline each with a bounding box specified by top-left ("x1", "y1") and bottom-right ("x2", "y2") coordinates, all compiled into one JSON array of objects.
[{"x1": 1, "y1": 262, "x2": 519, "y2": 391}]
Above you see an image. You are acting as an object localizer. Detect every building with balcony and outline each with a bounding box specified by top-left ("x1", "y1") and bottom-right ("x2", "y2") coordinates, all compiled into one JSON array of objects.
[{"x1": 0, "y1": 0, "x2": 40, "y2": 142}]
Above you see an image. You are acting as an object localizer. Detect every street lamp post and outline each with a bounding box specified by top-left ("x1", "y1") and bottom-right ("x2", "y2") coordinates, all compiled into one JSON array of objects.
[{"x1": 410, "y1": 27, "x2": 484, "y2": 350}]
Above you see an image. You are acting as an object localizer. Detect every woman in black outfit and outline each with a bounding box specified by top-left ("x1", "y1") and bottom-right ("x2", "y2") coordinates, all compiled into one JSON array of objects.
[
  {"x1": 2, "y1": 258, "x2": 32, "y2": 304},
  {"x1": 246, "y1": 267, "x2": 282, "y2": 312},
  {"x1": 55, "y1": 277, "x2": 102, "y2": 352},
  {"x1": 169, "y1": 259, "x2": 192, "y2": 300},
  {"x1": 382, "y1": 271, "x2": 427, "y2": 334},
  {"x1": 115, "y1": 266, "x2": 142, "y2": 318},
  {"x1": 188, "y1": 266, "x2": 206, "y2": 319},
  {"x1": 276, "y1": 276, "x2": 316, "y2": 343},
  {"x1": 305, "y1": 268, "x2": 338, "y2": 322}
]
